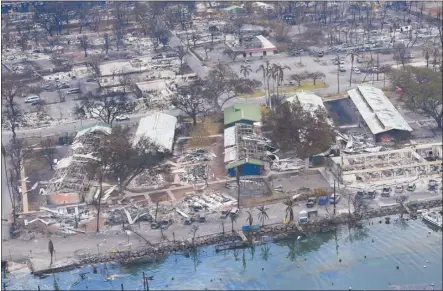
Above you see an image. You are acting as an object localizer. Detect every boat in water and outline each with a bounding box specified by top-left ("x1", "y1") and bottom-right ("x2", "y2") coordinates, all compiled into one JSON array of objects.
[{"x1": 422, "y1": 211, "x2": 442, "y2": 228}]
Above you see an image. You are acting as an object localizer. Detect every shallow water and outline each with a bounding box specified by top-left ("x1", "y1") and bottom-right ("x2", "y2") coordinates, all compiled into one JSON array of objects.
[{"x1": 3, "y1": 217, "x2": 442, "y2": 290}]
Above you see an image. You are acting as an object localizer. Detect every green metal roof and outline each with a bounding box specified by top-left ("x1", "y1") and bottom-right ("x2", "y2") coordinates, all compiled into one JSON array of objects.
[
  {"x1": 224, "y1": 103, "x2": 261, "y2": 125},
  {"x1": 226, "y1": 158, "x2": 264, "y2": 169}
]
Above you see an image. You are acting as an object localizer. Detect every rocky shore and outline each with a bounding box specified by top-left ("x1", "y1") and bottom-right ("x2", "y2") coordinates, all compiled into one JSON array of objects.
[{"x1": 21, "y1": 198, "x2": 443, "y2": 276}]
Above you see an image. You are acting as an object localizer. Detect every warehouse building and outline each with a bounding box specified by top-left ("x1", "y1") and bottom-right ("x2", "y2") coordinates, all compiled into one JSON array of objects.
[{"x1": 347, "y1": 85, "x2": 413, "y2": 142}]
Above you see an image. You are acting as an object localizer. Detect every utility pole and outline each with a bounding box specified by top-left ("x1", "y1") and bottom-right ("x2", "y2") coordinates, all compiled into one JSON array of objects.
[
  {"x1": 376, "y1": 52, "x2": 380, "y2": 81},
  {"x1": 336, "y1": 54, "x2": 340, "y2": 94},
  {"x1": 333, "y1": 180, "x2": 336, "y2": 215}
]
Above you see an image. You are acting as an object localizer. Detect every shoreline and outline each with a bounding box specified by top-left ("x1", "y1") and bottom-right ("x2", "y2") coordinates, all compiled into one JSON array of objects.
[{"x1": 9, "y1": 197, "x2": 438, "y2": 276}]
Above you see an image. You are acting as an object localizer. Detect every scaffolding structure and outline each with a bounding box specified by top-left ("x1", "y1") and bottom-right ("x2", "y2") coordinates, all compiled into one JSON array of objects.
[
  {"x1": 328, "y1": 142, "x2": 443, "y2": 184},
  {"x1": 234, "y1": 123, "x2": 269, "y2": 161},
  {"x1": 45, "y1": 125, "x2": 111, "y2": 199}
]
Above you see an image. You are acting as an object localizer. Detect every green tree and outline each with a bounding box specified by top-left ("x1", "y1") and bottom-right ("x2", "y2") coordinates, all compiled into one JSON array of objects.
[
  {"x1": 389, "y1": 67, "x2": 442, "y2": 128},
  {"x1": 262, "y1": 102, "x2": 335, "y2": 163}
]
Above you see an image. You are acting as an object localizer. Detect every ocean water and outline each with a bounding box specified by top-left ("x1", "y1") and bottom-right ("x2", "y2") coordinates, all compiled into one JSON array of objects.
[{"x1": 3, "y1": 217, "x2": 442, "y2": 290}]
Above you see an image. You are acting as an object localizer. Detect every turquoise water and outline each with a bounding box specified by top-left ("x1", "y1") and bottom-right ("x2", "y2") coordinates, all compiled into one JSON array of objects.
[{"x1": 3, "y1": 217, "x2": 442, "y2": 290}]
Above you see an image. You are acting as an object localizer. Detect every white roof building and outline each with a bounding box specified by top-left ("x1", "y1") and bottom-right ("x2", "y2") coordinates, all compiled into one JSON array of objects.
[
  {"x1": 285, "y1": 91, "x2": 326, "y2": 112},
  {"x1": 133, "y1": 113, "x2": 177, "y2": 151},
  {"x1": 347, "y1": 85, "x2": 413, "y2": 135}
]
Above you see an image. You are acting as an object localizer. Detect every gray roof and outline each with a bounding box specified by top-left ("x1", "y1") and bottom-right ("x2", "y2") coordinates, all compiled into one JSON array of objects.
[{"x1": 348, "y1": 85, "x2": 413, "y2": 135}]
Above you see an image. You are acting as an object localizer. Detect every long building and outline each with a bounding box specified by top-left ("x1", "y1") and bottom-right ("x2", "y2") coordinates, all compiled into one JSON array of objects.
[{"x1": 347, "y1": 85, "x2": 413, "y2": 142}]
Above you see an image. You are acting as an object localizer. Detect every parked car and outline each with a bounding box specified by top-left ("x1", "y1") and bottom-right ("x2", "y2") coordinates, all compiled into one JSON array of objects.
[
  {"x1": 317, "y1": 51, "x2": 324, "y2": 57},
  {"x1": 115, "y1": 115, "x2": 130, "y2": 121},
  {"x1": 339, "y1": 65, "x2": 346, "y2": 72},
  {"x1": 330, "y1": 194, "x2": 341, "y2": 204},
  {"x1": 160, "y1": 219, "x2": 173, "y2": 229},
  {"x1": 353, "y1": 67, "x2": 361, "y2": 74},
  {"x1": 184, "y1": 219, "x2": 192, "y2": 225},
  {"x1": 25, "y1": 95, "x2": 41, "y2": 103},
  {"x1": 381, "y1": 187, "x2": 392, "y2": 197},
  {"x1": 428, "y1": 179, "x2": 437, "y2": 190},
  {"x1": 57, "y1": 83, "x2": 70, "y2": 89},
  {"x1": 198, "y1": 213, "x2": 206, "y2": 222},
  {"x1": 355, "y1": 190, "x2": 367, "y2": 199},
  {"x1": 306, "y1": 197, "x2": 317, "y2": 208},
  {"x1": 86, "y1": 78, "x2": 96, "y2": 82},
  {"x1": 150, "y1": 222, "x2": 160, "y2": 229},
  {"x1": 31, "y1": 100, "x2": 43, "y2": 106},
  {"x1": 244, "y1": 58, "x2": 251, "y2": 64},
  {"x1": 395, "y1": 185, "x2": 404, "y2": 193},
  {"x1": 406, "y1": 183, "x2": 416, "y2": 192},
  {"x1": 66, "y1": 88, "x2": 80, "y2": 95},
  {"x1": 366, "y1": 190, "x2": 377, "y2": 198}
]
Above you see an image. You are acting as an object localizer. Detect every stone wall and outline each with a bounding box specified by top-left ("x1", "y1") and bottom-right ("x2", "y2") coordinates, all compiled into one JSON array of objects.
[{"x1": 33, "y1": 198, "x2": 442, "y2": 276}]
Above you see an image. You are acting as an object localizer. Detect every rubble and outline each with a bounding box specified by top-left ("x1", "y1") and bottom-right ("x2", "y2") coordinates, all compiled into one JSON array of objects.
[
  {"x1": 177, "y1": 148, "x2": 214, "y2": 164},
  {"x1": 175, "y1": 164, "x2": 210, "y2": 184},
  {"x1": 172, "y1": 148, "x2": 215, "y2": 185},
  {"x1": 128, "y1": 168, "x2": 167, "y2": 189},
  {"x1": 271, "y1": 158, "x2": 305, "y2": 172},
  {"x1": 338, "y1": 132, "x2": 380, "y2": 154}
]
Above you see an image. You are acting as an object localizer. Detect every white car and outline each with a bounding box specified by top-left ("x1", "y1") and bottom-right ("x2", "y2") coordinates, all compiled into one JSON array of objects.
[
  {"x1": 244, "y1": 58, "x2": 251, "y2": 64},
  {"x1": 353, "y1": 67, "x2": 361, "y2": 74},
  {"x1": 115, "y1": 115, "x2": 129, "y2": 121},
  {"x1": 339, "y1": 65, "x2": 346, "y2": 72}
]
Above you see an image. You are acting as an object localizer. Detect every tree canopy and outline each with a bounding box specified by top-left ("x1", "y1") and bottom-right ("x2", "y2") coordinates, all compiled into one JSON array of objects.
[
  {"x1": 389, "y1": 66, "x2": 442, "y2": 128},
  {"x1": 262, "y1": 102, "x2": 335, "y2": 159}
]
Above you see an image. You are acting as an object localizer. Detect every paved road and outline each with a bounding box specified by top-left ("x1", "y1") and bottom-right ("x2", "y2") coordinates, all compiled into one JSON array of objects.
[{"x1": 1, "y1": 108, "x2": 182, "y2": 140}]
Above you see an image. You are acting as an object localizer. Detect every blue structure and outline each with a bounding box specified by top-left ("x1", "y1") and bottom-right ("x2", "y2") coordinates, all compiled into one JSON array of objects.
[{"x1": 227, "y1": 159, "x2": 264, "y2": 177}]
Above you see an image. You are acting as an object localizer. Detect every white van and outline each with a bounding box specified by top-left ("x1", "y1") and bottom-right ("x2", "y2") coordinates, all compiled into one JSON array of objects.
[
  {"x1": 25, "y1": 95, "x2": 40, "y2": 103},
  {"x1": 230, "y1": 207, "x2": 239, "y2": 217}
]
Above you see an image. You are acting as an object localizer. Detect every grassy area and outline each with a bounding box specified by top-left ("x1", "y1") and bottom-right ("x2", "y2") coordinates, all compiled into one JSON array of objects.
[
  {"x1": 238, "y1": 81, "x2": 327, "y2": 99},
  {"x1": 187, "y1": 117, "x2": 223, "y2": 148},
  {"x1": 238, "y1": 89, "x2": 266, "y2": 99},
  {"x1": 280, "y1": 81, "x2": 328, "y2": 94}
]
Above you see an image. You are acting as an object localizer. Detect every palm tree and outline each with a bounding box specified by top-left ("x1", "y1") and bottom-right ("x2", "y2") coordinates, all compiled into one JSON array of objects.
[
  {"x1": 257, "y1": 206, "x2": 269, "y2": 227},
  {"x1": 256, "y1": 60, "x2": 271, "y2": 104},
  {"x1": 347, "y1": 51, "x2": 359, "y2": 87},
  {"x1": 240, "y1": 64, "x2": 252, "y2": 80},
  {"x1": 230, "y1": 213, "x2": 237, "y2": 232},
  {"x1": 275, "y1": 64, "x2": 291, "y2": 97},
  {"x1": 283, "y1": 197, "x2": 298, "y2": 223},
  {"x1": 245, "y1": 211, "x2": 253, "y2": 226}
]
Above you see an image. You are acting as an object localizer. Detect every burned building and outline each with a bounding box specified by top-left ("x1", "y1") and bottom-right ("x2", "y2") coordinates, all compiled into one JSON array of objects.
[
  {"x1": 224, "y1": 123, "x2": 271, "y2": 177},
  {"x1": 347, "y1": 85, "x2": 413, "y2": 142},
  {"x1": 45, "y1": 124, "x2": 112, "y2": 206}
]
